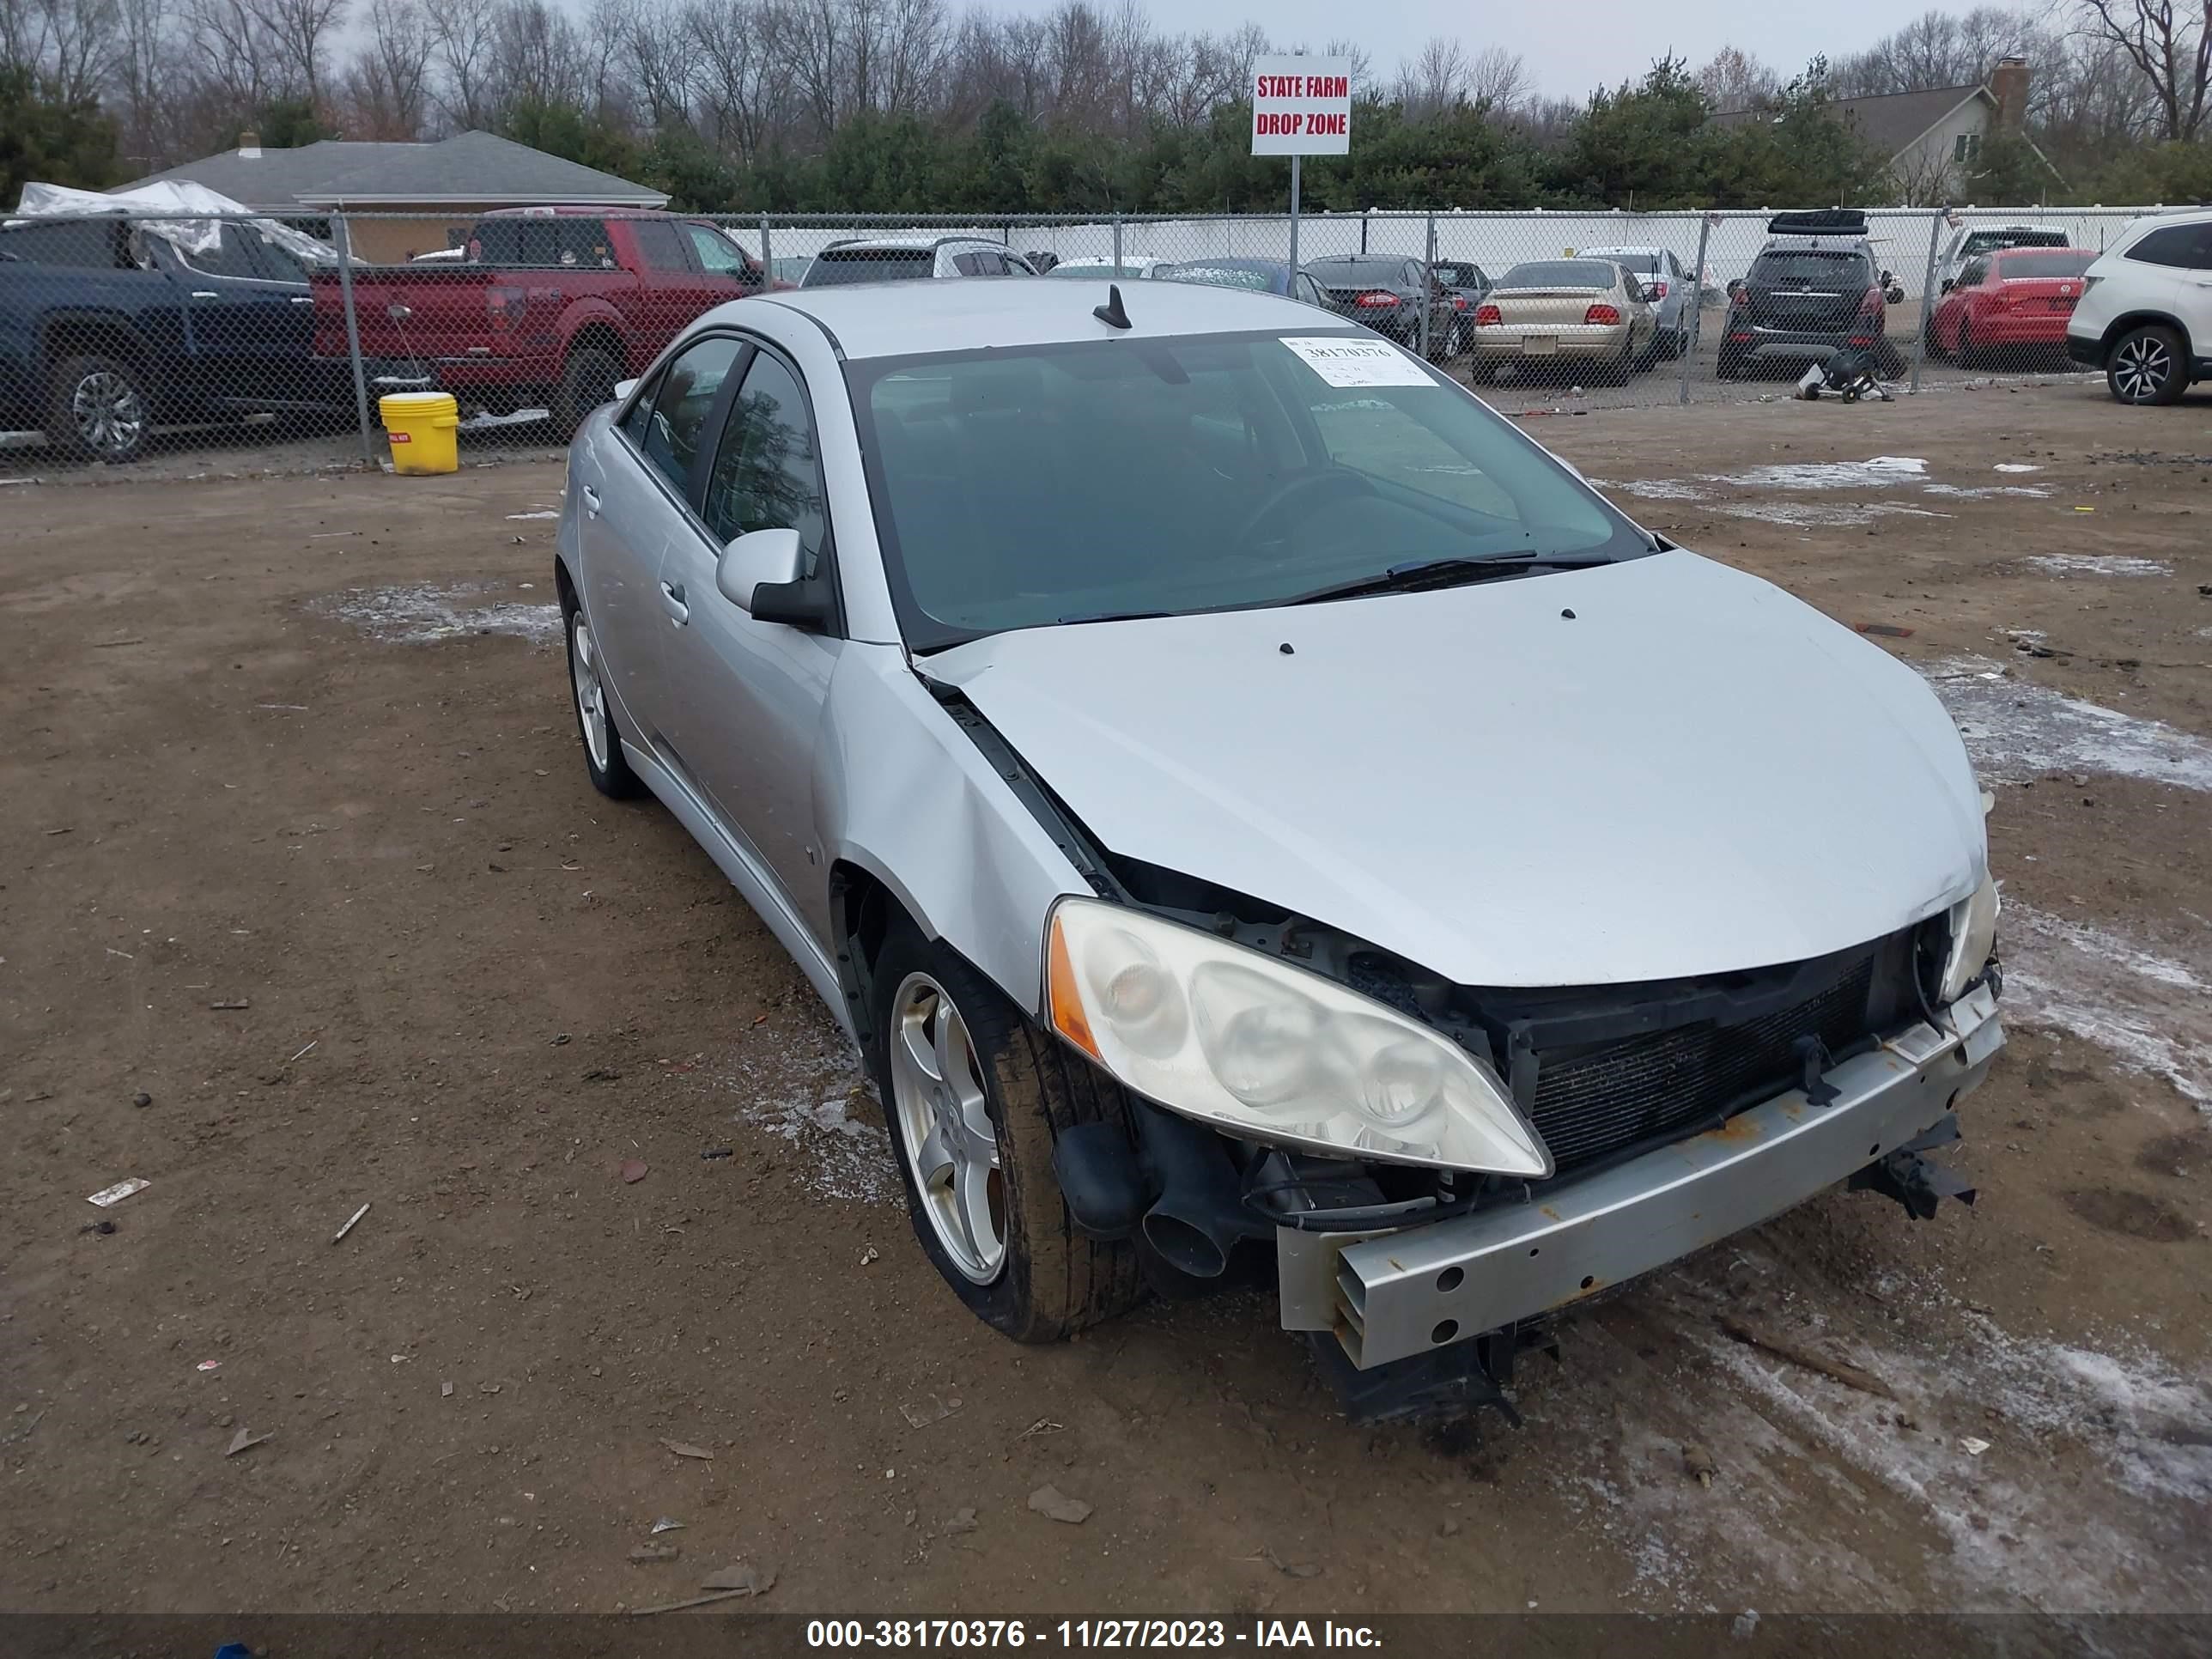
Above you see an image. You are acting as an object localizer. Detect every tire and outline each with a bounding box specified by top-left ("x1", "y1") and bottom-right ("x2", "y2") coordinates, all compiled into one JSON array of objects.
[
  {"x1": 1923, "y1": 316, "x2": 1948, "y2": 362},
  {"x1": 563, "y1": 599, "x2": 645, "y2": 799},
  {"x1": 1715, "y1": 350, "x2": 1743, "y2": 382},
  {"x1": 46, "y1": 353, "x2": 150, "y2": 465},
  {"x1": 2106, "y1": 325, "x2": 2186, "y2": 406},
  {"x1": 870, "y1": 921, "x2": 1142, "y2": 1343},
  {"x1": 1605, "y1": 332, "x2": 1637, "y2": 384},
  {"x1": 551, "y1": 344, "x2": 622, "y2": 441},
  {"x1": 1954, "y1": 318, "x2": 1977, "y2": 371}
]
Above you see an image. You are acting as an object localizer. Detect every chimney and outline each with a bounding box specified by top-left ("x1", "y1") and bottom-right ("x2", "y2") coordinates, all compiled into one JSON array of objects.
[
  {"x1": 238, "y1": 130, "x2": 262, "y2": 159},
  {"x1": 1990, "y1": 55, "x2": 2028, "y2": 132}
]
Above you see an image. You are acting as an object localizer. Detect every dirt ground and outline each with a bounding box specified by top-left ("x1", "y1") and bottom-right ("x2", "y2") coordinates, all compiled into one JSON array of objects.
[{"x1": 3, "y1": 380, "x2": 2209, "y2": 1621}]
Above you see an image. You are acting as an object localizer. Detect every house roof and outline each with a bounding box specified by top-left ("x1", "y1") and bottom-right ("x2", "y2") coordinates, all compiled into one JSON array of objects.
[
  {"x1": 1711, "y1": 83, "x2": 1990, "y2": 161},
  {"x1": 120, "y1": 131, "x2": 666, "y2": 210},
  {"x1": 1832, "y1": 84, "x2": 1993, "y2": 160}
]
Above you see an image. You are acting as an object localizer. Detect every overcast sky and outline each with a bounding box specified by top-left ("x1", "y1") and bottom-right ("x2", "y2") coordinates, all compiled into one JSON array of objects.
[{"x1": 988, "y1": 0, "x2": 1995, "y2": 99}]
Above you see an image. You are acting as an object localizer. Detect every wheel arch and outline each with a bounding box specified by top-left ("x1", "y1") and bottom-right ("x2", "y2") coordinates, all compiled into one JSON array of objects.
[
  {"x1": 561, "y1": 311, "x2": 628, "y2": 372},
  {"x1": 2100, "y1": 309, "x2": 2194, "y2": 356}
]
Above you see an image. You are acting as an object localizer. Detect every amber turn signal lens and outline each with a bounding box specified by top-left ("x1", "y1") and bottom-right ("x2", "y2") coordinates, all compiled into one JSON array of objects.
[{"x1": 1047, "y1": 912, "x2": 1102, "y2": 1060}]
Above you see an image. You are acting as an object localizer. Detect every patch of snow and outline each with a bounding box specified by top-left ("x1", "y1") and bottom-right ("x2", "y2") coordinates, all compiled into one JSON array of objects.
[
  {"x1": 1920, "y1": 655, "x2": 2212, "y2": 793},
  {"x1": 459, "y1": 406, "x2": 550, "y2": 432},
  {"x1": 1719, "y1": 500, "x2": 1953, "y2": 528},
  {"x1": 2024, "y1": 554, "x2": 2171, "y2": 577},
  {"x1": 2002, "y1": 904, "x2": 2212, "y2": 1104},
  {"x1": 1923, "y1": 483, "x2": 2049, "y2": 499},
  {"x1": 1726, "y1": 456, "x2": 1928, "y2": 490},
  {"x1": 1604, "y1": 477, "x2": 1709, "y2": 501},
  {"x1": 1994, "y1": 464, "x2": 2044, "y2": 473},
  {"x1": 693, "y1": 1013, "x2": 899, "y2": 1205},
  {"x1": 312, "y1": 581, "x2": 561, "y2": 646},
  {"x1": 505, "y1": 510, "x2": 560, "y2": 521}
]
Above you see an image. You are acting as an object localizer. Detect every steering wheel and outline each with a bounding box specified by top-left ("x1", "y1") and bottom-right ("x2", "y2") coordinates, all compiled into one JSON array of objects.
[{"x1": 1232, "y1": 468, "x2": 1375, "y2": 550}]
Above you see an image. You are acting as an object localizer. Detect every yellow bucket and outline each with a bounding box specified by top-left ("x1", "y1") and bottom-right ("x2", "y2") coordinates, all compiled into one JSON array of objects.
[{"x1": 380, "y1": 391, "x2": 459, "y2": 476}]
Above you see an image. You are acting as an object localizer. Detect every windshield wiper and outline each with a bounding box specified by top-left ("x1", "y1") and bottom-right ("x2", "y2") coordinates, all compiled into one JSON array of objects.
[
  {"x1": 1283, "y1": 554, "x2": 1611, "y2": 607},
  {"x1": 1056, "y1": 608, "x2": 1175, "y2": 626}
]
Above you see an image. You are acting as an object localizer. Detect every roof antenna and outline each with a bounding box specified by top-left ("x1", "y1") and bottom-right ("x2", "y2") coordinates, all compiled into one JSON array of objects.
[{"x1": 1092, "y1": 283, "x2": 1132, "y2": 331}]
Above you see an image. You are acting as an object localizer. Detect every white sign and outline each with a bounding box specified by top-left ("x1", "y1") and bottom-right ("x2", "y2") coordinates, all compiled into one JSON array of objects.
[
  {"x1": 1279, "y1": 336, "x2": 1430, "y2": 387},
  {"x1": 1251, "y1": 55, "x2": 1352, "y2": 156}
]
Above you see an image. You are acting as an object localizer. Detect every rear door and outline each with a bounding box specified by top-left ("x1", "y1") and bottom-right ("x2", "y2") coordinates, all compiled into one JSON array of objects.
[
  {"x1": 2156, "y1": 222, "x2": 2212, "y2": 349},
  {"x1": 161, "y1": 231, "x2": 309, "y2": 406},
  {"x1": 1749, "y1": 250, "x2": 1867, "y2": 335},
  {"x1": 577, "y1": 331, "x2": 749, "y2": 744},
  {"x1": 658, "y1": 341, "x2": 842, "y2": 936}
]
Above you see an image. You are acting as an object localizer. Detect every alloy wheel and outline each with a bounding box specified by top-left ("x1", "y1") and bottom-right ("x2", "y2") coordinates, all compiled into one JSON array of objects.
[
  {"x1": 570, "y1": 612, "x2": 611, "y2": 771},
  {"x1": 72, "y1": 371, "x2": 144, "y2": 460},
  {"x1": 889, "y1": 971, "x2": 1006, "y2": 1284},
  {"x1": 2112, "y1": 335, "x2": 2172, "y2": 403}
]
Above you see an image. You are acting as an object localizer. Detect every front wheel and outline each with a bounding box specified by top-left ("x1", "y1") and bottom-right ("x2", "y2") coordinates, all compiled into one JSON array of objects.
[
  {"x1": 565, "y1": 601, "x2": 644, "y2": 799},
  {"x1": 871, "y1": 921, "x2": 1141, "y2": 1342},
  {"x1": 2107, "y1": 325, "x2": 2186, "y2": 406}
]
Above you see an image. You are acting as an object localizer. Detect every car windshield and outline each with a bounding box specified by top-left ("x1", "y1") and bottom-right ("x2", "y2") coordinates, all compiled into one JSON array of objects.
[
  {"x1": 1432, "y1": 263, "x2": 1481, "y2": 286},
  {"x1": 1156, "y1": 262, "x2": 1279, "y2": 292},
  {"x1": 1752, "y1": 252, "x2": 1869, "y2": 286},
  {"x1": 1995, "y1": 251, "x2": 2094, "y2": 278},
  {"x1": 1498, "y1": 260, "x2": 1615, "y2": 289},
  {"x1": 848, "y1": 331, "x2": 1645, "y2": 649},
  {"x1": 1310, "y1": 258, "x2": 1405, "y2": 288},
  {"x1": 806, "y1": 248, "x2": 933, "y2": 285}
]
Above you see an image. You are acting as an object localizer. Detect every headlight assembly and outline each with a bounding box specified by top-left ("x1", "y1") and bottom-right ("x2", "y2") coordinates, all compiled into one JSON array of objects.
[
  {"x1": 1044, "y1": 896, "x2": 1550, "y2": 1176},
  {"x1": 1940, "y1": 872, "x2": 2000, "y2": 1005}
]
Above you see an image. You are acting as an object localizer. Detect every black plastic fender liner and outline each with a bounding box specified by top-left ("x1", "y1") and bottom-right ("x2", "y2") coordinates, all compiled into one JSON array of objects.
[{"x1": 1051, "y1": 1121, "x2": 1148, "y2": 1241}]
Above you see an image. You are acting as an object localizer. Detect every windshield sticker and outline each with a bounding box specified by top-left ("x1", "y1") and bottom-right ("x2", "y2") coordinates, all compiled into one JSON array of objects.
[{"x1": 1279, "y1": 336, "x2": 1431, "y2": 387}]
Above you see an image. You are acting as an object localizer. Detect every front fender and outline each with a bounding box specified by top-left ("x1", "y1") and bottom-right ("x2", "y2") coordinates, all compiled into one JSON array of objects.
[{"x1": 816, "y1": 643, "x2": 1088, "y2": 1018}]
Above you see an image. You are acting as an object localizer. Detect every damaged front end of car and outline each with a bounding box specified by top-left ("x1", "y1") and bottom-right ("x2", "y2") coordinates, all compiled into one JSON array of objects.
[{"x1": 1043, "y1": 852, "x2": 2003, "y2": 1423}]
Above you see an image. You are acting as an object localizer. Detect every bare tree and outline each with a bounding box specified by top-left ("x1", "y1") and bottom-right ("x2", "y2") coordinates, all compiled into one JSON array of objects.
[
  {"x1": 1693, "y1": 44, "x2": 1779, "y2": 111},
  {"x1": 1395, "y1": 33, "x2": 1467, "y2": 117},
  {"x1": 1465, "y1": 44, "x2": 1528, "y2": 110},
  {"x1": 623, "y1": 0, "x2": 693, "y2": 125},
  {"x1": 2073, "y1": 0, "x2": 2209, "y2": 138},
  {"x1": 253, "y1": 0, "x2": 346, "y2": 102},
  {"x1": 430, "y1": 3, "x2": 499, "y2": 127},
  {"x1": 344, "y1": 0, "x2": 432, "y2": 134},
  {"x1": 2, "y1": 0, "x2": 119, "y2": 100}
]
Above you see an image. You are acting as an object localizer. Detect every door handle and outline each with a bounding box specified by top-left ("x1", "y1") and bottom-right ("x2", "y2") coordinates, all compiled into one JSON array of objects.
[
  {"x1": 659, "y1": 580, "x2": 689, "y2": 625},
  {"x1": 190, "y1": 290, "x2": 218, "y2": 300},
  {"x1": 580, "y1": 484, "x2": 600, "y2": 517}
]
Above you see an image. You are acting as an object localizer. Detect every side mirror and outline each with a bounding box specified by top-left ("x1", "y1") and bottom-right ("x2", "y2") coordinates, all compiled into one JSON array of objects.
[
  {"x1": 1887, "y1": 285, "x2": 1906, "y2": 305},
  {"x1": 1939, "y1": 278, "x2": 1953, "y2": 294},
  {"x1": 613, "y1": 377, "x2": 639, "y2": 403},
  {"x1": 716, "y1": 526, "x2": 805, "y2": 612}
]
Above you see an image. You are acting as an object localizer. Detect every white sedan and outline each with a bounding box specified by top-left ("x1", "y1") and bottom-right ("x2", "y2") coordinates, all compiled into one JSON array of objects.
[{"x1": 554, "y1": 277, "x2": 2002, "y2": 1413}]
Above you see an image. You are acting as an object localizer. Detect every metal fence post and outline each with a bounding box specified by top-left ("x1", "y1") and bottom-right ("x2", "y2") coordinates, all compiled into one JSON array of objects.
[
  {"x1": 1112, "y1": 210, "x2": 1122, "y2": 272},
  {"x1": 1680, "y1": 210, "x2": 1714, "y2": 406},
  {"x1": 1420, "y1": 210, "x2": 1435, "y2": 361},
  {"x1": 1909, "y1": 204, "x2": 1946, "y2": 394},
  {"x1": 759, "y1": 214, "x2": 773, "y2": 285},
  {"x1": 1287, "y1": 155, "x2": 1300, "y2": 277},
  {"x1": 331, "y1": 213, "x2": 375, "y2": 465}
]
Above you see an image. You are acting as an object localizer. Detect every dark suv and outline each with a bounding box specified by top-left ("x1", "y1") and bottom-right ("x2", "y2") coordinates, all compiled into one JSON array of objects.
[{"x1": 1719, "y1": 214, "x2": 1906, "y2": 380}]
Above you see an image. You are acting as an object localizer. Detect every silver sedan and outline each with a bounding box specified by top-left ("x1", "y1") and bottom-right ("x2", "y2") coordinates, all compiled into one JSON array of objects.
[{"x1": 556, "y1": 280, "x2": 2002, "y2": 1404}]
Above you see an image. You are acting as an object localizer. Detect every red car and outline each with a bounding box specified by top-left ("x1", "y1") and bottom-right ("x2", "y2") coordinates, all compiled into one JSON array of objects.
[{"x1": 1924, "y1": 247, "x2": 2096, "y2": 368}]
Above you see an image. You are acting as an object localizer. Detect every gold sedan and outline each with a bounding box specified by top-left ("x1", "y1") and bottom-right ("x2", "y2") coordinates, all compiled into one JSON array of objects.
[{"x1": 1468, "y1": 258, "x2": 1660, "y2": 384}]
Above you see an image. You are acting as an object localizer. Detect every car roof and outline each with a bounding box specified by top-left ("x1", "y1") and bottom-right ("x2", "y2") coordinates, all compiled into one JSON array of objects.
[
  {"x1": 1577, "y1": 245, "x2": 1661, "y2": 255},
  {"x1": 821, "y1": 235, "x2": 999, "y2": 252},
  {"x1": 478, "y1": 205, "x2": 683, "y2": 219},
  {"x1": 750, "y1": 277, "x2": 1358, "y2": 360}
]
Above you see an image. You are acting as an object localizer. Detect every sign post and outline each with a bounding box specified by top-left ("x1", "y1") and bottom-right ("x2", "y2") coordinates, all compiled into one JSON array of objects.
[{"x1": 1251, "y1": 55, "x2": 1351, "y2": 277}]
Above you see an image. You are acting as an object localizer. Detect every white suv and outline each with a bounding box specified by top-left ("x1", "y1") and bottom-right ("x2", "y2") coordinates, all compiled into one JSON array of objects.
[
  {"x1": 2066, "y1": 210, "x2": 2212, "y2": 404},
  {"x1": 799, "y1": 236, "x2": 1036, "y2": 287}
]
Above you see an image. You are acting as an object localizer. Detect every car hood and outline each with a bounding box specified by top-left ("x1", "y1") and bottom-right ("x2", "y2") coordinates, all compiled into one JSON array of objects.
[{"x1": 922, "y1": 551, "x2": 1984, "y2": 988}]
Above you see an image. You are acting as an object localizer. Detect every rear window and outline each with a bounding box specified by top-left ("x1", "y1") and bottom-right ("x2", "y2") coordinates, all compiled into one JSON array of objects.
[
  {"x1": 1993, "y1": 251, "x2": 2094, "y2": 279},
  {"x1": 1310, "y1": 258, "x2": 1407, "y2": 288},
  {"x1": 470, "y1": 219, "x2": 559, "y2": 265},
  {"x1": 1963, "y1": 229, "x2": 2068, "y2": 257},
  {"x1": 1432, "y1": 263, "x2": 1484, "y2": 287},
  {"x1": 0, "y1": 219, "x2": 129, "y2": 268},
  {"x1": 1750, "y1": 251, "x2": 1871, "y2": 287},
  {"x1": 1157, "y1": 262, "x2": 1277, "y2": 292},
  {"x1": 806, "y1": 248, "x2": 934, "y2": 285},
  {"x1": 1587, "y1": 252, "x2": 1658, "y2": 272},
  {"x1": 1497, "y1": 260, "x2": 1616, "y2": 289}
]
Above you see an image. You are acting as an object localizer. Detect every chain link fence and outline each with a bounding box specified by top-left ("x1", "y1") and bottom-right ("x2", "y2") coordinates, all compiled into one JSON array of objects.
[{"x1": 0, "y1": 203, "x2": 2169, "y2": 477}]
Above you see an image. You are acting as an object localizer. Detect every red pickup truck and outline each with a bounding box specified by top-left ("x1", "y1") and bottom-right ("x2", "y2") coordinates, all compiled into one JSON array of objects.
[{"x1": 310, "y1": 207, "x2": 766, "y2": 434}]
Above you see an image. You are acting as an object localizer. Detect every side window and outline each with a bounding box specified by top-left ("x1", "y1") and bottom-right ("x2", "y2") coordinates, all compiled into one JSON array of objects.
[
  {"x1": 558, "y1": 219, "x2": 612, "y2": 268},
  {"x1": 2124, "y1": 226, "x2": 2188, "y2": 267},
  {"x1": 618, "y1": 368, "x2": 664, "y2": 444},
  {"x1": 701, "y1": 352, "x2": 828, "y2": 574},
  {"x1": 514, "y1": 220, "x2": 559, "y2": 265},
  {"x1": 630, "y1": 220, "x2": 689, "y2": 271},
  {"x1": 469, "y1": 222, "x2": 519, "y2": 264},
  {"x1": 254, "y1": 236, "x2": 308, "y2": 283},
  {"x1": 684, "y1": 224, "x2": 747, "y2": 277},
  {"x1": 1958, "y1": 258, "x2": 1989, "y2": 289},
  {"x1": 952, "y1": 252, "x2": 985, "y2": 276},
  {"x1": 185, "y1": 228, "x2": 266, "y2": 280},
  {"x1": 634, "y1": 337, "x2": 744, "y2": 493}
]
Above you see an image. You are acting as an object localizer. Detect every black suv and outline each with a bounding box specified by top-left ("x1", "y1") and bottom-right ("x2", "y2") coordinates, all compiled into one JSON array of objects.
[
  {"x1": 1303, "y1": 254, "x2": 1460, "y2": 358},
  {"x1": 1718, "y1": 211, "x2": 1906, "y2": 380}
]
